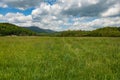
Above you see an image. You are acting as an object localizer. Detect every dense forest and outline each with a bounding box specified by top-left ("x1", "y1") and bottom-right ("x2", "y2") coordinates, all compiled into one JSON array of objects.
[
  {"x1": 0, "y1": 23, "x2": 36, "y2": 36},
  {"x1": 0, "y1": 23, "x2": 120, "y2": 37}
]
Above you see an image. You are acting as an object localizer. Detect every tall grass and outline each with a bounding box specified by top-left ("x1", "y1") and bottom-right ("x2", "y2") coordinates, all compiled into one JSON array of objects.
[{"x1": 0, "y1": 37, "x2": 120, "y2": 80}]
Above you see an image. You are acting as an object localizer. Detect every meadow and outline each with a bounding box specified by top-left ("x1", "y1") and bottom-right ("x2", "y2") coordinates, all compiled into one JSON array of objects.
[{"x1": 0, "y1": 37, "x2": 120, "y2": 80}]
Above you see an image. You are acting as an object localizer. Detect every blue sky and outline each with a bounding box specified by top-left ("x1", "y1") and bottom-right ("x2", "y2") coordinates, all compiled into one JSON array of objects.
[
  {"x1": 0, "y1": 0, "x2": 120, "y2": 31},
  {"x1": 0, "y1": 7, "x2": 34, "y2": 15}
]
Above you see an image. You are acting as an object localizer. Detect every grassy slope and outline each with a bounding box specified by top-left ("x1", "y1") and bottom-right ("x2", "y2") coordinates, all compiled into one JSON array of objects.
[{"x1": 0, "y1": 37, "x2": 120, "y2": 80}]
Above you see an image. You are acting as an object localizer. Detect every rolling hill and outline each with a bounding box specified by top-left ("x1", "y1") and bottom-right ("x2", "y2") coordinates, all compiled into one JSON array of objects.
[
  {"x1": 0, "y1": 23, "x2": 37, "y2": 36},
  {"x1": 89, "y1": 27, "x2": 120, "y2": 37}
]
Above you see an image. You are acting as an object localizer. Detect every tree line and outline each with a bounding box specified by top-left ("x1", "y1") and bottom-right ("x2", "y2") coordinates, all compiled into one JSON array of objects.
[
  {"x1": 56, "y1": 27, "x2": 120, "y2": 37},
  {"x1": 0, "y1": 23, "x2": 120, "y2": 37}
]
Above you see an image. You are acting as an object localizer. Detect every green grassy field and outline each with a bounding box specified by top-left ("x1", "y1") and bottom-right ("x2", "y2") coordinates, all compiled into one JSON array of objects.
[{"x1": 0, "y1": 37, "x2": 120, "y2": 80}]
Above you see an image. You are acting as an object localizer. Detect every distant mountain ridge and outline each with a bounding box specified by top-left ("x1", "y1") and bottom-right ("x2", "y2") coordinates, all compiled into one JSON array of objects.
[{"x1": 23, "y1": 26, "x2": 55, "y2": 33}]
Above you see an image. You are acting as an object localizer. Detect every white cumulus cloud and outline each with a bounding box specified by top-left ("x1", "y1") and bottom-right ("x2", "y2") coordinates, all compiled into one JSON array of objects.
[{"x1": 0, "y1": 0, "x2": 120, "y2": 31}]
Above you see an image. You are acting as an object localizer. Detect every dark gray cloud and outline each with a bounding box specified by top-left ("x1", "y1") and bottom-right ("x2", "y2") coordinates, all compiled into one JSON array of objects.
[
  {"x1": 1, "y1": 0, "x2": 44, "y2": 9},
  {"x1": 1, "y1": 0, "x2": 58, "y2": 9},
  {"x1": 61, "y1": 0, "x2": 120, "y2": 17}
]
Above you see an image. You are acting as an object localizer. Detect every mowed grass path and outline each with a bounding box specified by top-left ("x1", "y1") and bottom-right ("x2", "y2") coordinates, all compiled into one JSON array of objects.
[{"x1": 0, "y1": 37, "x2": 120, "y2": 80}]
